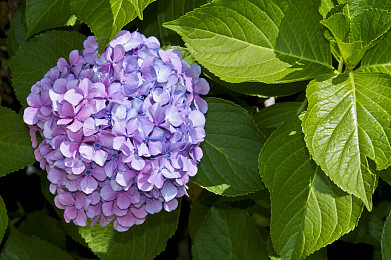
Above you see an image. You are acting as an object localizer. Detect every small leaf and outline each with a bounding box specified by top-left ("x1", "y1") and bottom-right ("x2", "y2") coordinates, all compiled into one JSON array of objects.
[
  {"x1": 7, "y1": 4, "x2": 26, "y2": 58},
  {"x1": 193, "y1": 98, "x2": 265, "y2": 196},
  {"x1": 164, "y1": 0, "x2": 334, "y2": 84},
  {"x1": 382, "y1": 209, "x2": 391, "y2": 259},
  {"x1": 0, "y1": 227, "x2": 73, "y2": 260},
  {"x1": 192, "y1": 205, "x2": 267, "y2": 260},
  {"x1": 70, "y1": 0, "x2": 156, "y2": 54},
  {"x1": 302, "y1": 72, "x2": 391, "y2": 210},
  {"x1": 0, "y1": 196, "x2": 7, "y2": 244},
  {"x1": 0, "y1": 107, "x2": 35, "y2": 177},
  {"x1": 259, "y1": 117, "x2": 363, "y2": 260},
  {"x1": 79, "y1": 207, "x2": 180, "y2": 259},
  {"x1": 9, "y1": 30, "x2": 86, "y2": 107},
  {"x1": 25, "y1": 0, "x2": 72, "y2": 38}
]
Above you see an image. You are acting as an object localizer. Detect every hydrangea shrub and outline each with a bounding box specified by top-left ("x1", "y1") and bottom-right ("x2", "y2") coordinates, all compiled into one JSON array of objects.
[{"x1": 2, "y1": 0, "x2": 391, "y2": 259}]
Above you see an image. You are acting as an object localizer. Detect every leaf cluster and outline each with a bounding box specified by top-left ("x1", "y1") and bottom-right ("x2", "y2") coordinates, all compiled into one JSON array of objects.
[{"x1": 3, "y1": 0, "x2": 391, "y2": 259}]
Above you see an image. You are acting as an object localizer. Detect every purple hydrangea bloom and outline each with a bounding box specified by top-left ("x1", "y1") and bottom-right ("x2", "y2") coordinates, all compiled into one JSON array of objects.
[{"x1": 23, "y1": 30, "x2": 209, "y2": 232}]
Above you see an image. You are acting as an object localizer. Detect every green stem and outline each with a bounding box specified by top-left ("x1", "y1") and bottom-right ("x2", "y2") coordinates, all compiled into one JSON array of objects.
[{"x1": 338, "y1": 57, "x2": 344, "y2": 73}]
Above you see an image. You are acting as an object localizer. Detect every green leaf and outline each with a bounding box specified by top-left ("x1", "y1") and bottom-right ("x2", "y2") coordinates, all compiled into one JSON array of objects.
[
  {"x1": 140, "y1": 0, "x2": 211, "y2": 46},
  {"x1": 342, "y1": 201, "x2": 391, "y2": 246},
  {"x1": 382, "y1": 209, "x2": 391, "y2": 259},
  {"x1": 253, "y1": 101, "x2": 305, "y2": 134},
  {"x1": 0, "y1": 227, "x2": 73, "y2": 260},
  {"x1": 164, "y1": 0, "x2": 334, "y2": 84},
  {"x1": 157, "y1": 0, "x2": 209, "y2": 46},
  {"x1": 188, "y1": 191, "x2": 216, "y2": 239},
  {"x1": 70, "y1": 0, "x2": 156, "y2": 54},
  {"x1": 321, "y1": 9, "x2": 391, "y2": 69},
  {"x1": 192, "y1": 205, "x2": 267, "y2": 260},
  {"x1": 350, "y1": 9, "x2": 391, "y2": 48},
  {"x1": 204, "y1": 70, "x2": 307, "y2": 97},
  {"x1": 360, "y1": 30, "x2": 391, "y2": 74},
  {"x1": 0, "y1": 196, "x2": 7, "y2": 244},
  {"x1": 348, "y1": 0, "x2": 391, "y2": 16},
  {"x1": 259, "y1": 117, "x2": 363, "y2": 260},
  {"x1": 79, "y1": 208, "x2": 180, "y2": 259},
  {"x1": 193, "y1": 98, "x2": 265, "y2": 196},
  {"x1": 380, "y1": 166, "x2": 391, "y2": 185},
  {"x1": 0, "y1": 107, "x2": 34, "y2": 177},
  {"x1": 319, "y1": 0, "x2": 338, "y2": 19},
  {"x1": 25, "y1": 0, "x2": 72, "y2": 38},
  {"x1": 7, "y1": 5, "x2": 26, "y2": 58},
  {"x1": 9, "y1": 30, "x2": 86, "y2": 107},
  {"x1": 302, "y1": 72, "x2": 391, "y2": 210},
  {"x1": 18, "y1": 211, "x2": 67, "y2": 249}
]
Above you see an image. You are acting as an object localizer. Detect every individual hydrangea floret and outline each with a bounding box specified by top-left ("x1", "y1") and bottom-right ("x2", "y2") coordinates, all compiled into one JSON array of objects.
[{"x1": 23, "y1": 30, "x2": 209, "y2": 232}]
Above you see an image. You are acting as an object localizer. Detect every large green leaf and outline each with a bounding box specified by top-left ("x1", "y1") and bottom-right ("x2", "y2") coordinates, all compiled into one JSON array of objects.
[
  {"x1": 192, "y1": 205, "x2": 267, "y2": 260},
  {"x1": 70, "y1": 0, "x2": 156, "y2": 53},
  {"x1": 25, "y1": 0, "x2": 71, "y2": 38},
  {"x1": 302, "y1": 72, "x2": 391, "y2": 210},
  {"x1": 0, "y1": 107, "x2": 34, "y2": 177},
  {"x1": 164, "y1": 0, "x2": 334, "y2": 84},
  {"x1": 193, "y1": 98, "x2": 265, "y2": 196},
  {"x1": 7, "y1": 4, "x2": 26, "y2": 58},
  {"x1": 79, "y1": 207, "x2": 180, "y2": 259},
  {"x1": 0, "y1": 196, "x2": 7, "y2": 244},
  {"x1": 259, "y1": 117, "x2": 363, "y2": 260},
  {"x1": 383, "y1": 209, "x2": 391, "y2": 259},
  {"x1": 9, "y1": 30, "x2": 86, "y2": 107},
  {"x1": 0, "y1": 227, "x2": 73, "y2": 260}
]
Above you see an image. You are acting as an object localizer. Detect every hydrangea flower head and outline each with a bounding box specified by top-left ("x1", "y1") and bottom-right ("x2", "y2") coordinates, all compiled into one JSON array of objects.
[{"x1": 23, "y1": 30, "x2": 209, "y2": 231}]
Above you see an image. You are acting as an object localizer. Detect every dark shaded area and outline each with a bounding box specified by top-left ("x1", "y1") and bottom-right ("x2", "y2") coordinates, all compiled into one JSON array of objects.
[{"x1": 328, "y1": 241, "x2": 373, "y2": 259}]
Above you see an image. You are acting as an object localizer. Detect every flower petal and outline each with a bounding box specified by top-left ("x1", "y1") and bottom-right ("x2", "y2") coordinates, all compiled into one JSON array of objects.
[
  {"x1": 64, "y1": 88, "x2": 83, "y2": 106},
  {"x1": 145, "y1": 199, "x2": 162, "y2": 214},
  {"x1": 80, "y1": 175, "x2": 98, "y2": 194},
  {"x1": 116, "y1": 192, "x2": 131, "y2": 209},
  {"x1": 161, "y1": 182, "x2": 178, "y2": 202},
  {"x1": 163, "y1": 199, "x2": 178, "y2": 212}
]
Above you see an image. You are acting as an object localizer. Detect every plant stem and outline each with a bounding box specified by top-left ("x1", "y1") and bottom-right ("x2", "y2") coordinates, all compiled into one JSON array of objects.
[{"x1": 338, "y1": 57, "x2": 344, "y2": 73}]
